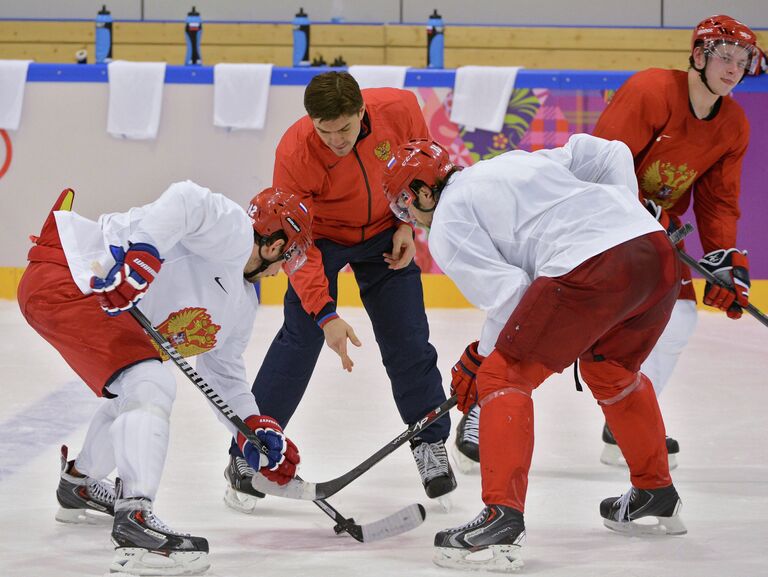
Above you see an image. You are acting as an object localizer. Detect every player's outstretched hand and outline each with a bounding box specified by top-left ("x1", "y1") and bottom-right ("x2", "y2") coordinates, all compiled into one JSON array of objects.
[
  {"x1": 699, "y1": 248, "x2": 751, "y2": 319},
  {"x1": 238, "y1": 415, "x2": 300, "y2": 486},
  {"x1": 451, "y1": 341, "x2": 486, "y2": 413},
  {"x1": 322, "y1": 316, "x2": 361, "y2": 372},
  {"x1": 90, "y1": 243, "x2": 162, "y2": 316}
]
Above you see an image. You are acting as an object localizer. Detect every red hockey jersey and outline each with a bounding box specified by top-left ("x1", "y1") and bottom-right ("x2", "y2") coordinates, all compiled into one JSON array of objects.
[{"x1": 593, "y1": 68, "x2": 750, "y2": 255}]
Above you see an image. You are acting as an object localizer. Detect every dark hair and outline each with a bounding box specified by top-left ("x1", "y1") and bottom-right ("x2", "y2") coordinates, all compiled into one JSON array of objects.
[{"x1": 303, "y1": 71, "x2": 364, "y2": 121}]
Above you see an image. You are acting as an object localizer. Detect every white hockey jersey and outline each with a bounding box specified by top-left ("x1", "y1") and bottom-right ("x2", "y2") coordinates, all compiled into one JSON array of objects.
[
  {"x1": 54, "y1": 180, "x2": 261, "y2": 432},
  {"x1": 428, "y1": 134, "x2": 663, "y2": 356}
]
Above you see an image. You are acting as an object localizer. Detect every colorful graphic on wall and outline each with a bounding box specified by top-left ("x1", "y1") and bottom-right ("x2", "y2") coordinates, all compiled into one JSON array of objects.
[{"x1": 0, "y1": 130, "x2": 11, "y2": 180}]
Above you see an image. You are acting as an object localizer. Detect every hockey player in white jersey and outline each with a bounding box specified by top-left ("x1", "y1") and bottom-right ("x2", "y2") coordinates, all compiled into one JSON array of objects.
[
  {"x1": 382, "y1": 135, "x2": 686, "y2": 572},
  {"x1": 17, "y1": 182, "x2": 311, "y2": 575}
]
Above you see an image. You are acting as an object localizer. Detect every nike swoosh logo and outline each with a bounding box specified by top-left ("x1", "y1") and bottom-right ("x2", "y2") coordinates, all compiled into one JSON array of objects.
[
  {"x1": 656, "y1": 134, "x2": 671, "y2": 141},
  {"x1": 681, "y1": 280, "x2": 692, "y2": 285},
  {"x1": 214, "y1": 276, "x2": 228, "y2": 293}
]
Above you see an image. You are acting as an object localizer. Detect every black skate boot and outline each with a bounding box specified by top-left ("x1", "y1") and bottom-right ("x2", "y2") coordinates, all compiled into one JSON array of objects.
[
  {"x1": 600, "y1": 484, "x2": 687, "y2": 535},
  {"x1": 111, "y1": 481, "x2": 210, "y2": 575},
  {"x1": 223, "y1": 454, "x2": 266, "y2": 514},
  {"x1": 55, "y1": 445, "x2": 115, "y2": 524},
  {"x1": 600, "y1": 423, "x2": 679, "y2": 470},
  {"x1": 451, "y1": 404, "x2": 480, "y2": 474},
  {"x1": 434, "y1": 504, "x2": 525, "y2": 572},
  {"x1": 411, "y1": 439, "x2": 457, "y2": 510}
]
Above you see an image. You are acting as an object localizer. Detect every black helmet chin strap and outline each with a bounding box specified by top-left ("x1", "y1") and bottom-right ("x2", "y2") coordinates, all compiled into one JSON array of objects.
[
  {"x1": 245, "y1": 233, "x2": 285, "y2": 281},
  {"x1": 691, "y1": 55, "x2": 720, "y2": 96}
]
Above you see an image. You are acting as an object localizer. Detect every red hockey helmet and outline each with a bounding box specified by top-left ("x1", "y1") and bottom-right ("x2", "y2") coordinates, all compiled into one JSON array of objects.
[
  {"x1": 247, "y1": 188, "x2": 312, "y2": 274},
  {"x1": 382, "y1": 139, "x2": 456, "y2": 223},
  {"x1": 691, "y1": 15, "x2": 764, "y2": 75}
]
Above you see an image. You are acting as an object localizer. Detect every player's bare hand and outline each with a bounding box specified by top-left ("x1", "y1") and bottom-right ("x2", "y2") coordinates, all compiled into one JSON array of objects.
[
  {"x1": 383, "y1": 224, "x2": 416, "y2": 270},
  {"x1": 322, "y1": 317, "x2": 362, "y2": 372}
]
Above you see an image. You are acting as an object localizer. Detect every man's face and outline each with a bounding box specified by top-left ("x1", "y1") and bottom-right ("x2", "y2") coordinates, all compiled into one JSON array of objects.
[
  {"x1": 695, "y1": 42, "x2": 752, "y2": 95},
  {"x1": 311, "y1": 107, "x2": 365, "y2": 157}
]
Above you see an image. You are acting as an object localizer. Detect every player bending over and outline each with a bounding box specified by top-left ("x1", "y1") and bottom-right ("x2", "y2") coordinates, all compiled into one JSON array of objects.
[
  {"x1": 383, "y1": 135, "x2": 686, "y2": 572},
  {"x1": 18, "y1": 183, "x2": 310, "y2": 575}
]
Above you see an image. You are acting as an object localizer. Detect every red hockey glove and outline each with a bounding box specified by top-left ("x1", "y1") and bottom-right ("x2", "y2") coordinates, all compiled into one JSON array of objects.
[
  {"x1": 90, "y1": 243, "x2": 162, "y2": 316},
  {"x1": 699, "y1": 248, "x2": 750, "y2": 319},
  {"x1": 238, "y1": 415, "x2": 300, "y2": 486},
  {"x1": 450, "y1": 341, "x2": 486, "y2": 413}
]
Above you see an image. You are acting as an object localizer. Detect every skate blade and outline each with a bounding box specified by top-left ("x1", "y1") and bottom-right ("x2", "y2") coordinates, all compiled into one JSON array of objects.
[
  {"x1": 603, "y1": 514, "x2": 687, "y2": 536},
  {"x1": 110, "y1": 547, "x2": 210, "y2": 576},
  {"x1": 667, "y1": 453, "x2": 678, "y2": 470},
  {"x1": 434, "y1": 493, "x2": 454, "y2": 513},
  {"x1": 433, "y1": 544, "x2": 524, "y2": 573},
  {"x1": 55, "y1": 506, "x2": 112, "y2": 525},
  {"x1": 451, "y1": 442, "x2": 480, "y2": 475},
  {"x1": 600, "y1": 444, "x2": 678, "y2": 471},
  {"x1": 223, "y1": 485, "x2": 262, "y2": 514},
  {"x1": 600, "y1": 443, "x2": 627, "y2": 467}
]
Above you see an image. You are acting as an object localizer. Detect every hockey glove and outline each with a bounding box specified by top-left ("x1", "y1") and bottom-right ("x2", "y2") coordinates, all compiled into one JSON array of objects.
[
  {"x1": 90, "y1": 243, "x2": 162, "y2": 316},
  {"x1": 699, "y1": 248, "x2": 750, "y2": 319},
  {"x1": 644, "y1": 199, "x2": 678, "y2": 237},
  {"x1": 450, "y1": 341, "x2": 486, "y2": 414},
  {"x1": 238, "y1": 415, "x2": 300, "y2": 486}
]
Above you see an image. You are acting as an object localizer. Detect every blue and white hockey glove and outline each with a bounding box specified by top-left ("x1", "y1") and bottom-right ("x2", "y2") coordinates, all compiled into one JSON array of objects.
[
  {"x1": 90, "y1": 243, "x2": 162, "y2": 316},
  {"x1": 237, "y1": 415, "x2": 300, "y2": 486}
]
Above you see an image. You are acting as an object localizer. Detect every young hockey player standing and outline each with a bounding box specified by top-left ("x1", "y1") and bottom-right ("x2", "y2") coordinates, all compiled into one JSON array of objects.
[{"x1": 591, "y1": 14, "x2": 762, "y2": 468}]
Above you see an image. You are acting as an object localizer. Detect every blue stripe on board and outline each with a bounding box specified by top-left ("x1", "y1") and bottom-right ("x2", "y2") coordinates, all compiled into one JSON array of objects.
[
  {"x1": 23, "y1": 64, "x2": 768, "y2": 92},
  {"x1": 0, "y1": 381, "x2": 100, "y2": 482}
]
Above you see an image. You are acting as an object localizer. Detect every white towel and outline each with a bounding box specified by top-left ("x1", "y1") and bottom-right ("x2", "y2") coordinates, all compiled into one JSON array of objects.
[
  {"x1": 450, "y1": 66, "x2": 523, "y2": 133},
  {"x1": 0, "y1": 60, "x2": 32, "y2": 130},
  {"x1": 107, "y1": 61, "x2": 167, "y2": 140},
  {"x1": 348, "y1": 65, "x2": 409, "y2": 90},
  {"x1": 214, "y1": 63, "x2": 273, "y2": 131}
]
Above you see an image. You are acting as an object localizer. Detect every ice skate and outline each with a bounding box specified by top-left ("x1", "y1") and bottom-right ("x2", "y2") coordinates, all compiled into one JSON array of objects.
[
  {"x1": 223, "y1": 454, "x2": 265, "y2": 514},
  {"x1": 600, "y1": 484, "x2": 687, "y2": 536},
  {"x1": 111, "y1": 486, "x2": 210, "y2": 575},
  {"x1": 600, "y1": 423, "x2": 679, "y2": 470},
  {"x1": 55, "y1": 445, "x2": 115, "y2": 524},
  {"x1": 451, "y1": 404, "x2": 480, "y2": 474},
  {"x1": 411, "y1": 439, "x2": 457, "y2": 509},
  {"x1": 433, "y1": 504, "x2": 525, "y2": 573}
]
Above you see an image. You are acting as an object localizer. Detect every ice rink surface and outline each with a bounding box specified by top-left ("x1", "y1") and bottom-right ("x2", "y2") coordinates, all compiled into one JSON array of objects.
[{"x1": 0, "y1": 301, "x2": 766, "y2": 577}]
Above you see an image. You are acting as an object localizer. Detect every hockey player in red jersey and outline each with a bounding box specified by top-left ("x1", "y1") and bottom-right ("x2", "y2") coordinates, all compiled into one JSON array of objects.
[
  {"x1": 591, "y1": 15, "x2": 763, "y2": 468},
  {"x1": 383, "y1": 136, "x2": 685, "y2": 572},
  {"x1": 17, "y1": 184, "x2": 311, "y2": 575}
]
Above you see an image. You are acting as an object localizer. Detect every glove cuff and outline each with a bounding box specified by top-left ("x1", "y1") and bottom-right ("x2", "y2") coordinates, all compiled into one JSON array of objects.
[{"x1": 466, "y1": 341, "x2": 486, "y2": 365}]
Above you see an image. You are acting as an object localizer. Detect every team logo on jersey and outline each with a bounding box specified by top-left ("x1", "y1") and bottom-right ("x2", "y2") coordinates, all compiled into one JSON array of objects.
[
  {"x1": 151, "y1": 307, "x2": 221, "y2": 360},
  {"x1": 374, "y1": 140, "x2": 391, "y2": 161},
  {"x1": 640, "y1": 160, "x2": 697, "y2": 208}
]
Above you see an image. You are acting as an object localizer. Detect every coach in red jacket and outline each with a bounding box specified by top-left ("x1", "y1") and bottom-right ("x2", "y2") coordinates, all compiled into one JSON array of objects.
[{"x1": 224, "y1": 72, "x2": 455, "y2": 512}]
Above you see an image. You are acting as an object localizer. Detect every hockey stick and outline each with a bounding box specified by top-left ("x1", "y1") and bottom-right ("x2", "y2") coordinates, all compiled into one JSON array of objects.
[
  {"x1": 252, "y1": 394, "x2": 457, "y2": 501},
  {"x1": 127, "y1": 306, "x2": 425, "y2": 542},
  {"x1": 670, "y1": 223, "x2": 768, "y2": 328}
]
